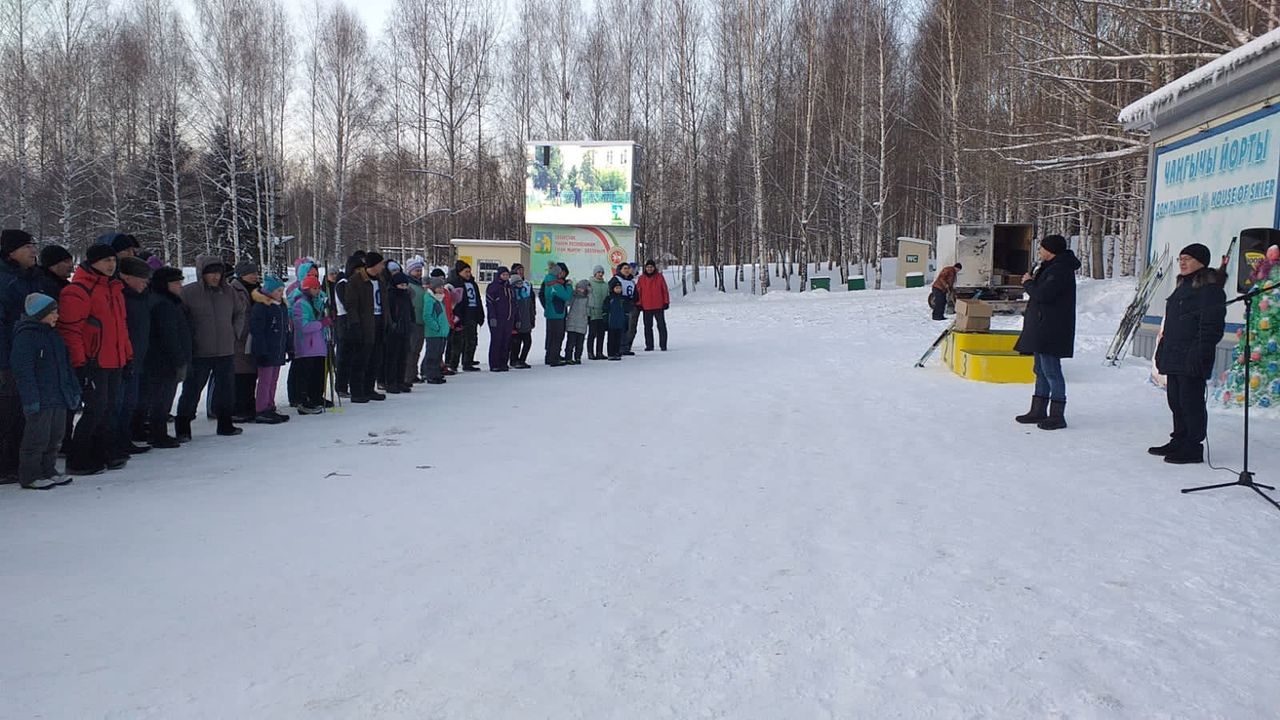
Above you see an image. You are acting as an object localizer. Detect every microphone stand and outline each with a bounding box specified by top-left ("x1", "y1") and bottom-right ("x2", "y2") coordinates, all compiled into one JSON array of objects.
[{"x1": 1182, "y1": 279, "x2": 1280, "y2": 511}]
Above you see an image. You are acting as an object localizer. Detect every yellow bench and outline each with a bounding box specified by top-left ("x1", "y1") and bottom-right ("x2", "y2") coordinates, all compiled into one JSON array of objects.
[{"x1": 941, "y1": 330, "x2": 1034, "y2": 383}]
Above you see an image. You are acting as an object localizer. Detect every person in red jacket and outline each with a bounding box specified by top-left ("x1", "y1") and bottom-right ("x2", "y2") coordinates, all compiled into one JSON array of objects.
[
  {"x1": 635, "y1": 259, "x2": 671, "y2": 352},
  {"x1": 58, "y1": 244, "x2": 133, "y2": 475}
]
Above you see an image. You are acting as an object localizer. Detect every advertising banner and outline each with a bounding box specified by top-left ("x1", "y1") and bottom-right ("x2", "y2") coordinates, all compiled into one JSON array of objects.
[
  {"x1": 1148, "y1": 107, "x2": 1280, "y2": 320},
  {"x1": 530, "y1": 225, "x2": 636, "y2": 283},
  {"x1": 526, "y1": 143, "x2": 634, "y2": 226}
]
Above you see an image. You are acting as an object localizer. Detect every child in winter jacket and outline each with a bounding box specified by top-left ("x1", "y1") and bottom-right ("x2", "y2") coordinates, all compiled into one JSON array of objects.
[
  {"x1": 292, "y1": 275, "x2": 331, "y2": 414},
  {"x1": 510, "y1": 272, "x2": 536, "y2": 369},
  {"x1": 565, "y1": 279, "x2": 591, "y2": 364},
  {"x1": 249, "y1": 277, "x2": 291, "y2": 424},
  {"x1": 10, "y1": 294, "x2": 79, "y2": 489},
  {"x1": 587, "y1": 265, "x2": 609, "y2": 360},
  {"x1": 421, "y1": 276, "x2": 451, "y2": 384},
  {"x1": 604, "y1": 279, "x2": 629, "y2": 361}
]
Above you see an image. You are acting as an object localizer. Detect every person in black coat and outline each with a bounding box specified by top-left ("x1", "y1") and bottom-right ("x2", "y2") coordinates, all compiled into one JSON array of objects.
[
  {"x1": 144, "y1": 267, "x2": 193, "y2": 448},
  {"x1": 1150, "y1": 243, "x2": 1227, "y2": 464},
  {"x1": 0, "y1": 229, "x2": 39, "y2": 483},
  {"x1": 446, "y1": 261, "x2": 484, "y2": 371},
  {"x1": 1013, "y1": 234, "x2": 1080, "y2": 430},
  {"x1": 117, "y1": 257, "x2": 153, "y2": 456}
]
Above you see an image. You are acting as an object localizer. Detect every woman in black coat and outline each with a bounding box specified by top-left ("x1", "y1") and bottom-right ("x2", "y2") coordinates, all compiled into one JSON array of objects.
[
  {"x1": 1014, "y1": 234, "x2": 1081, "y2": 430},
  {"x1": 1150, "y1": 243, "x2": 1227, "y2": 464}
]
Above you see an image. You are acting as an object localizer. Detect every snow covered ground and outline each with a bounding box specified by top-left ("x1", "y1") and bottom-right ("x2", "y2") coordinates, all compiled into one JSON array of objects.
[{"x1": 3, "y1": 279, "x2": 1280, "y2": 719}]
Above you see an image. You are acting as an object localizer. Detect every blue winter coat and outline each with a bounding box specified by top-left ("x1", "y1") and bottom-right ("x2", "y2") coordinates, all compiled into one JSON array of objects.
[
  {"x1": 486, "y1": 278, "x2": 515, "y2": 332},
  {"x1": 10, "y1": 318, "x2": 80, "y2": 414},
  {"x1": 0, "y1": 259, "x2": 37, "y2": 372},
  {"x1": 604, "y1": 291, "x2": 629, "y2": 330},
  {"x1": 249, "y1": 297, "x2": 290, "y2": 368}
]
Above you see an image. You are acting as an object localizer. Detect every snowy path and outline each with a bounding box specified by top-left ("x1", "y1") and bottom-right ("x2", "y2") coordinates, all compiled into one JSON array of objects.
[{"x1": 3, "y1": 284, "x2": 1279, "y2": 719}]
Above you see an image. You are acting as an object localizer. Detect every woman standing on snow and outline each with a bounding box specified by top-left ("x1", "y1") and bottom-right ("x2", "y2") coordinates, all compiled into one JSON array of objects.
[{"x1": 1013, "y1": 234, "x2": 1080, "y2": 431}]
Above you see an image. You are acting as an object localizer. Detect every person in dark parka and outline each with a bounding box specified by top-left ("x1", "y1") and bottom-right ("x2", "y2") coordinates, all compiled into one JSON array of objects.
[
  {"x1": 144, "y1": 267, "x2": 192, "y2": 448},
  {"x1": 10, "y1": 294, "x2": 79, "y2": 489},
  {"x1": 1013, "y1": 234, "x2": 1080, "y2": 430},
  {"x1": 345, "y1": 251, "x2": 386, "y2": 403},
  {"x1": 485, "y1": 267, "x2": 515, "y2": 371},
  {"x1": 1150, "y1": 243, "x2": 1227, "y2": 464},
  {"x1": 116, "y1": 257, "x2": 153, "y2": 456},
  {"x1": 0, "y1": 230, "x2": 39, "y2": 483},
  {"x1": 35, "y1": 245, "x2": 74, "y2": 300}
]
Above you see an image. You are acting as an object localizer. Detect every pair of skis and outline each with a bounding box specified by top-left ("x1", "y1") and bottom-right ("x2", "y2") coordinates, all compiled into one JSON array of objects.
[
  {"x1": 1104, "y1": 245, "x2": 1173, "y2": 366},
  {"x1": 915, "y1": 322, "x2": 955, "y2": 368}
]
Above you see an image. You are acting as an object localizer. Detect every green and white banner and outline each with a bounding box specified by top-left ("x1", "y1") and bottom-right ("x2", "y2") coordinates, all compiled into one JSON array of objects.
[{"x1": 530, "y1": 225, "x2": 636, "y2": 283}]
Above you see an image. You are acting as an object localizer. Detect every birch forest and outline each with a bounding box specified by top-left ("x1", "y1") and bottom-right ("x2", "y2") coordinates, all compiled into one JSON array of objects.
[{"x1": 0, "y1": 0, "x2": 1275, "y2": 290}]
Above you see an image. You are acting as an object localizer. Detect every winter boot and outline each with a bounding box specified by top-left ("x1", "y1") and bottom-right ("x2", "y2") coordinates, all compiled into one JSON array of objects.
[
  {"x1": 175, "y1": 417, "x2": 193, "y2": 443},
  {"x1": 150, "y1": 430, "x2": 181, "y2": 449},
  {"x1": 1165, "y1": 442, "x2": 1204, "y2": 464},
  {"x1": 1036, "y1": 400, "x2": 1067, "y2": 431},
  {"x1": 1015, "y1": 396, "x2": 1049, "y2": 424},
  {"x1": 216, "y1": 416, "x2": 244, "y2": 436},
  {"x1": 1148, "y1": 440, "x2": 1180, "y2": 456}
]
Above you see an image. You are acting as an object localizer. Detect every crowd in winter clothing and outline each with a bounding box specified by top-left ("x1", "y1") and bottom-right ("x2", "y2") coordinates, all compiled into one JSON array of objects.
[{"x1": 0, "y1": 227, "x2": 673, "y2": 490}]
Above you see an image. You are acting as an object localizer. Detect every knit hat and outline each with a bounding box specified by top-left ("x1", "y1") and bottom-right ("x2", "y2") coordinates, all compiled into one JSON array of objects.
[
  {"x1": 262, "y1": 276, "x2": 285, "y2": 295},
  {"x1": 86, "y1": 244, "x2": 117, "y2": 265},
  {"x1": 387, "y1": 260, "x2": 402, "y2": 274},
  {"x1": 234, "y1": 260, "x2": 260, "y2": 278},
  {"x1": 644, "y1": 259, "x2": 657, "y2": 268},
  {"x1": 145, "y1": 254, "x2": 164, "y2": 270},
  {"x1": 430, "y1": 267, "x2": 446, "y2": 278},
  {"x1": 364, "y1": 251, "x2": 385, "y2": 268},
  {"x1": 1040, "y1": 234, "x2": 1068, "y2": 255},
  {"x1": 111, "y1": 233, "x2": 140, "y2": 253},
  {"x1": 593, "y1": 264, "x2": 605, "y2": 275},
  {"x1": 429, "y1": 276, "x2": 446, "y2": 290},
  {"x1": 39, "y1": 245, "x2": 72, "y2": 268},
  {"x1": 119, "y1": 256, "x2": 153, "y2": 280},
  {"x1": 302, "y1": 276, "x2": 321, "y2": 291},
  {"x1": 406, "y1": 256, "x2": 426, "y2": 274},
  {"x1": 1180, "y1": 243, "x2": 1211, "y2": 267},
  {"x1": 391, "y1": 271, "x2": 410, "y2": 287},
  {"x1": 497, "y1": 266, "x2": 510, "y2": 278},
  {"x1": 1, "y1": 229, "x2": 34, "y2": 258},
  {"x1": 575, "y1": 279, "x2": 591, "y2": 292},
  {"x1": 23, "y1": 293, "x2": 57, "y2": 321}
]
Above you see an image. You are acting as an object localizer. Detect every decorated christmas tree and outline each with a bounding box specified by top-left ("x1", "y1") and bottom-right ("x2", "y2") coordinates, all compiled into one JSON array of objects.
[{"x1": 1216, "y1": 245, "x2": 1280, "y2": 408}]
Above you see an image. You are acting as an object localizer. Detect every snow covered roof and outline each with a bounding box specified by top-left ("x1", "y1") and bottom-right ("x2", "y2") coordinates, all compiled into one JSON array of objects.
[{"x1": 1120, "y1": 28, "x2": 1280, "y2": 130}]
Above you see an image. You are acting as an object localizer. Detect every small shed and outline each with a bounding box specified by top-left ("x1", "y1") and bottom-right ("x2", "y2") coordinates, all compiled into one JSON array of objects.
[
  {"x1": 896, "y1": 237, "x2": 932, "y2": 287},
  {"x1": 450, "y1": 239, "x2": 532, "y2": 293}
]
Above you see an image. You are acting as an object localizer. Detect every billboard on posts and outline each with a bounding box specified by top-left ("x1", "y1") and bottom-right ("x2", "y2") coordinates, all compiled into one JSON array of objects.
[
  {"x1": 530, "y1": 225, "x2": 636, "y2": 283},
  {"x1": 526, "y1": 142, "x2": 634, "y2": 226}
]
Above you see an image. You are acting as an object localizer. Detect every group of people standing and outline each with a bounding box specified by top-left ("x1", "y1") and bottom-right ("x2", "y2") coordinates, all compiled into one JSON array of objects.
[
  {"x1": 0, "y1": 228, "x2": 676, "y2": 491},
  {"x1": 930, "y1": 232, "x2": 1227, "y2": 465}
]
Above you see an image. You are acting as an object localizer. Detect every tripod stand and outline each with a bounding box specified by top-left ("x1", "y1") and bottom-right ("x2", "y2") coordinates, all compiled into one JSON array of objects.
[{"x1": 1182, "y1": 280, "x2": 1280, "y2": 511}]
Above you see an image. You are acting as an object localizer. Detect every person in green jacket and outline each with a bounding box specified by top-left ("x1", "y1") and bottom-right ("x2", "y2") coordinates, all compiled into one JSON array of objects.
[
  {"x1": 421, "y1": 276, "x2": 450, "y2": 384},
  {"x1": 586, "y1": 265, "x2": 609, "y2": 360},
  {"x1": 541, "y1": 262, "x2": 572, "y2": 366}
]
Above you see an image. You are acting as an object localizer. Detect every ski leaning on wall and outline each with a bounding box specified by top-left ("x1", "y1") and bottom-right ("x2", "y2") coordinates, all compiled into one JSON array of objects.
[{"x1": 1105, "y1": 245, "x2": 1173, "y2": 366}]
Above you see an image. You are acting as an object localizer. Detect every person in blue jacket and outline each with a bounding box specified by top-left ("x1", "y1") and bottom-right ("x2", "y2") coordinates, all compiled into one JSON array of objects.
[
  {"x1": 604, "y1": 278, "x2": 629, "y2": 361},
  {"x1": 10, "y1": 293, "x2": 79, "y2": 489},
  {"x1": 249, "y1": 277, "x2": 291, "y2": 424}
]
